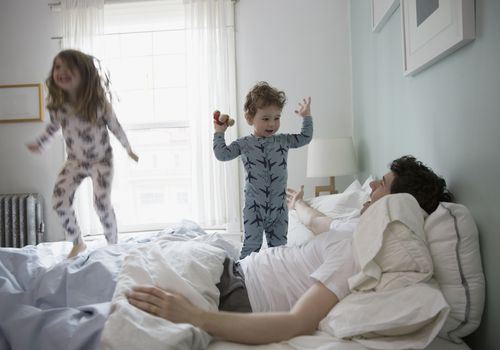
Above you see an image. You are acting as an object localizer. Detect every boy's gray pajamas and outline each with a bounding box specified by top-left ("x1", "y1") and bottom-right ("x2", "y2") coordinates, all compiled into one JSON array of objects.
[
  {"x1": 34, "y1": 104, "x2": 133, "y2": 245},
  {"x1": 214, "y1": 116, "x2": 313, "y2": 258}
]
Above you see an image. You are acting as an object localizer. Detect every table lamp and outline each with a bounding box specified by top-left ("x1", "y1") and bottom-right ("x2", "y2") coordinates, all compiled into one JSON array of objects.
[{"x1": 306, "y1": 137, "x2": 357, "y2": 196}]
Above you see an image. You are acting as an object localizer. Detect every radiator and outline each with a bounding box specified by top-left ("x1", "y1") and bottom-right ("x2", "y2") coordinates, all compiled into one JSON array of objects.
[{"x1": 0, "y1": 193, "x2": 45, "y2": 248}]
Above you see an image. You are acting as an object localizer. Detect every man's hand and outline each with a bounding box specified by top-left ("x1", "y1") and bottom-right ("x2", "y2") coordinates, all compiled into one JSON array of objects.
[
  {"x1": 294, "y1": 97, "x2": 312, "y2": 117},
  {"x1": 360, "y1": 200, "x2": 371, "y2": 214},
  {"x1": 287, "y1": 185, "x2": 305, "y2": 210},
  {"x1": 127, "y1": 285, "x2": 201, "y2": 325}
]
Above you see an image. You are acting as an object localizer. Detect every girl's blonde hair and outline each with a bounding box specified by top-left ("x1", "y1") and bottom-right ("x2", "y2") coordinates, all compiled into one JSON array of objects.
[{"x1": 46, "y1": 49, "x2": 112, "y2": 123}]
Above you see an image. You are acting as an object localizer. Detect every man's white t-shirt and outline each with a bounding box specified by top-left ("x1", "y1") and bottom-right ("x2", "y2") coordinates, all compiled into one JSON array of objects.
[{"x1": 239, "y1": 217, "x2": 360, "y2": 312}]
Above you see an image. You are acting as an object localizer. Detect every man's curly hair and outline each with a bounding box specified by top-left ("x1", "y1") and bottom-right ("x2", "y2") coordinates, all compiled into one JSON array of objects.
[
  {"x1": 390, "y1": 155, "x2": 453, "y2": 214},
  {"x1": 244, "y1": 81, "x2": 287, "y2": 117}
]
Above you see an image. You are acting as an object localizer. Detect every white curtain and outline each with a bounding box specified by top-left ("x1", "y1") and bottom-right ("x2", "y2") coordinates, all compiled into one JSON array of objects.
[
  {"x1": 59, "y1": 0, "x2": 241, "y2": 235},
  {"x1": 184, "y1": 0, "x2": 241, "y2": 233},
  {"x1": 60, "y1": 0, "x2": 105, "y2": 236},
  {"x1": 61, "y1": 0, "x2": 104, "y2": 55}
]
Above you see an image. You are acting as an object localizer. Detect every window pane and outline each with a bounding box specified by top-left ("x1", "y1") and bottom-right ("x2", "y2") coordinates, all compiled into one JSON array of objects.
[
  {"x1": 111, "y1": 128, "x2": 193, "y2": 230},
  {"x1": 154, "y1": 87, "x2": 187, "y2": 123},
  {"x1": 115, "y1": 90, "x2": 155, "y2": 125},
  {"x1": 153, "y1": 30, "x2": 185, "y2": 55},
  {"x1": 104, "y1": 0, "x2": 185, "y2": 34},
  {"x1": 102, "y1": 35, "x2": 121, "y2": 59},
  {"x1": 121, "y1": 32, "x2": 153, "y2": 57},
  {"x1": 121, "y1": 56, "x2": 154, "y2": 90},
  {"x1": 153, "y1": 54, "x2": 186, "y2": 88},
  {"x1": 102, "y1": 0, "x2": 196, "y2": 233}
]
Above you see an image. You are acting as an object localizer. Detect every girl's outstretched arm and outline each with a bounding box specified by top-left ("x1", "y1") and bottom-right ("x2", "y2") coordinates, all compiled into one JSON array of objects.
[
  {"x1": 26, "y1": 111, "x2": 62, "y2": 153},
  {"x1": 128, "y1": 150, "x2": 139, "y2": 162},
  {"x1": 104, "y1": 105, "x2": 135, "y2": 155}
]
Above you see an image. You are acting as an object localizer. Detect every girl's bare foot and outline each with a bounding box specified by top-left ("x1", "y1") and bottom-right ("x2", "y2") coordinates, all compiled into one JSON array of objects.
[{"x1": 67, "y1": 242, "x2": 87, "y2": 258}]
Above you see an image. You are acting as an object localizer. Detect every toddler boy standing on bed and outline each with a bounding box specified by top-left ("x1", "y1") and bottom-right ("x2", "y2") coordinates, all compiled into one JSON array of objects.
[{"x1": 213, "y1": 81, "x2": 313, "y2": 258}]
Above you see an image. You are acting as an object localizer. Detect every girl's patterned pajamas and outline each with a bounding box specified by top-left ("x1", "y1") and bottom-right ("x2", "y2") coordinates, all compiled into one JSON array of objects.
[{"x1": 34, "y1": 104, "x2": 133, "y2": 245}]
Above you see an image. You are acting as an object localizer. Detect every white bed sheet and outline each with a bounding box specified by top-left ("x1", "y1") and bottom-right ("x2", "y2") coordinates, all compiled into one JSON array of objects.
[{"x1": 208, "y1": 336, "x2": 471, "y2": 350}]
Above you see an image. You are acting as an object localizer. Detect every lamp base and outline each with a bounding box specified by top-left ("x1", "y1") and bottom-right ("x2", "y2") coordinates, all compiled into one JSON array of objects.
[{"x1": 314, "y1": 176, "x2": 337, "y2": 197}]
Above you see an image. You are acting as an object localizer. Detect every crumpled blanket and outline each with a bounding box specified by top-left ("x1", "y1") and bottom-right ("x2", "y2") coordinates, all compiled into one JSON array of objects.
[
  {"x1": 0, "y1": 220, "x2": 238, "y2": 350},
  {"x1": 99, "y1": 236, "x2": 228, "y2": 350}
]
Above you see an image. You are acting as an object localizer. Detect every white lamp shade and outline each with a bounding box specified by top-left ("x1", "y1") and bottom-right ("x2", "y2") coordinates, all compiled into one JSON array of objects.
[{"x1": 306, "y1": 137, "x2": 357, "y2": 177}]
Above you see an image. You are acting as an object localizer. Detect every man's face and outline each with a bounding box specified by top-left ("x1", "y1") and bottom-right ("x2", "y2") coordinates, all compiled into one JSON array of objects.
[{"x1": 361, "y1": 171, "x2": 396, "y2": 214}]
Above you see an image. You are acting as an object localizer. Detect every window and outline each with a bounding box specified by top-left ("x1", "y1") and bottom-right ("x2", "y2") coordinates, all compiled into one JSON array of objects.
[
  {"x1": 102, "y1": 0, "x2": 193, "y2": 232},
  {"x1": 58, "y1": 0, "x2": 240, "y2": 236}
]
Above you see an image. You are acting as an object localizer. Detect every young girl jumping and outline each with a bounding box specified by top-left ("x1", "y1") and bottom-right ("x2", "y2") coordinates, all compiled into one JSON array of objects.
[{"x1": 27, "y1": 49, "x2": 139, "y2": 258}]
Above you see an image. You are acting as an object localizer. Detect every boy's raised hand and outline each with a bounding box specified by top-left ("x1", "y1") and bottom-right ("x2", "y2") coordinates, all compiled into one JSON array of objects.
[
  {"x1": 294, "y1": 97, "x2": 312, "y2": 117},
  {"x1": 213, "y1": 110, "x2": 231, "y2": 133},
  {"x1": 213, "y1": 120, "x2": 228, "y2": 133}
]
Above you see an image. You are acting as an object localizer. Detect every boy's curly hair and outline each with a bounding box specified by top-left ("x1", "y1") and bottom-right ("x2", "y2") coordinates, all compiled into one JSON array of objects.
[
  {"x1": 244, "y1": 81, "x2": 287, "y2": 117},
  {"x1": 46, "y1": 49, "x2": 112, "y2": 124},
  {"x1": 390, "y1": 155, "x2": 453, "y2": 214}
]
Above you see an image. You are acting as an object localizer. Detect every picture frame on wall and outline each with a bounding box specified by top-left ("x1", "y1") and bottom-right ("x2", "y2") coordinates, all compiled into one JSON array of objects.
[
  {"x1": 401, "y1": 0, "x2": 475, "y2": 76},
  {"x1": 371, "y1": 0, "x2": 400, "y2": 32},
  {"x1": 0, "y1": 83, "x2": 44, "y2": 123}
]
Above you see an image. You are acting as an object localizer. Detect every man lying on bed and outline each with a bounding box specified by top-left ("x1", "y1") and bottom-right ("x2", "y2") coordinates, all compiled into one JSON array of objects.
[{"x1": 126, "y1": 155, "x2": 452, "y2": 345}]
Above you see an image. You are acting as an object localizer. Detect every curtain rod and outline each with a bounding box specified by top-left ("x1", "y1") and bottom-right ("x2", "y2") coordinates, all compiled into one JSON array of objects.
[{"x1": 49, "y1": 0, "x2": 238, "y2": 9}]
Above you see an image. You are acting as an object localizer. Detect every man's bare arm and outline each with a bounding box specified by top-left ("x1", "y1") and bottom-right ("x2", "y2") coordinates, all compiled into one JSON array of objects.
[
  {"x1": 127, "y1": 282, "x2": 338, "y2": 345},
  {"x1": 287, "y1": 186, "x2": 333, "y2": 235}
]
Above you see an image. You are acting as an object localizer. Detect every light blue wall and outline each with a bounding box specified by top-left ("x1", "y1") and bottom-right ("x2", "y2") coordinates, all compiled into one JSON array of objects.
[{"x1": 350, "y1": 1, "x2": 499, "y2": 349}]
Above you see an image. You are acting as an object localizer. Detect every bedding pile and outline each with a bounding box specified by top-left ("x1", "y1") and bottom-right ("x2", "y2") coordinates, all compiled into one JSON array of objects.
[
  {"x1": 0, "y1": 220, "x2": 238, "y2": 350},
  {"x1": 100, "y1": 233, "x2": 229, "y2": 349}
]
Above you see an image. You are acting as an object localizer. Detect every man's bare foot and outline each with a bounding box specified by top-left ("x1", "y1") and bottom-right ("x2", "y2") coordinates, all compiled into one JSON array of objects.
[{"x1": 67, "y1": 242, "x2": 87, "y2": 258}]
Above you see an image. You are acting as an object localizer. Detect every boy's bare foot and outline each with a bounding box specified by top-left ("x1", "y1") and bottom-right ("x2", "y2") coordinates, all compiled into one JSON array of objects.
[{"x1": 67, "y1": 242, "x2": 87, "y2": 258}]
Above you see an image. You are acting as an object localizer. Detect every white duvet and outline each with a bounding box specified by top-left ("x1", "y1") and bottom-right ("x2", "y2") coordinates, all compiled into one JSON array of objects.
[{"x1": 100, "y1": 233, "x2": 233, "y2": 350}]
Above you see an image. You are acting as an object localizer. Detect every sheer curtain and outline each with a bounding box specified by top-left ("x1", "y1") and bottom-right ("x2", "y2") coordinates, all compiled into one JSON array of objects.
[
  {"x1": 60, "y1": 0, "x2": 105, "y2": 236},
  {"x1": 61, "y1": 0, "x2": 104, "y2": 54},
  {"x1": 59, "y1": 0, "x2": 241, "y2": 236},
  {"x1": 184, "y1": 0, "x2": 241, "y2": 234}
]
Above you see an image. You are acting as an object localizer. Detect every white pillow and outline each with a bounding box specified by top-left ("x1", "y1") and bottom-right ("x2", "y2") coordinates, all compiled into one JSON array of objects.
[
  {"x1": 320, "y1": 282, "x2": 449, "y2": 350},
  {"x1": 305, "y1": 179, "x2": 370, "y2": 219},
  {"x1": 287, "y1": 211, "x2": 315, "y2": 246},
  {"x1": 361, "y1": 175, "x2": 375, "y2": 193},
  {"x1": 424, "y1": 202, "x2": 485, "y2": 343}
]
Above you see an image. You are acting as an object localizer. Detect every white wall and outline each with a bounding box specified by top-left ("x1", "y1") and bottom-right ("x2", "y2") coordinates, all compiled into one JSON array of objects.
[
  {"x1": 0, "y1": 0, "x2": 64, "y2": 241},
  {"x1": 234, "y1": 0, "x2": 354, "y2": 196}
]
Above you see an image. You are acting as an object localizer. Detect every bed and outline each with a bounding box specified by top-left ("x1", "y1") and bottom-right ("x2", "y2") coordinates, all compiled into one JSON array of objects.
[{"x1": 0, "y1": 179, "x2": 485, "y2": 350}]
